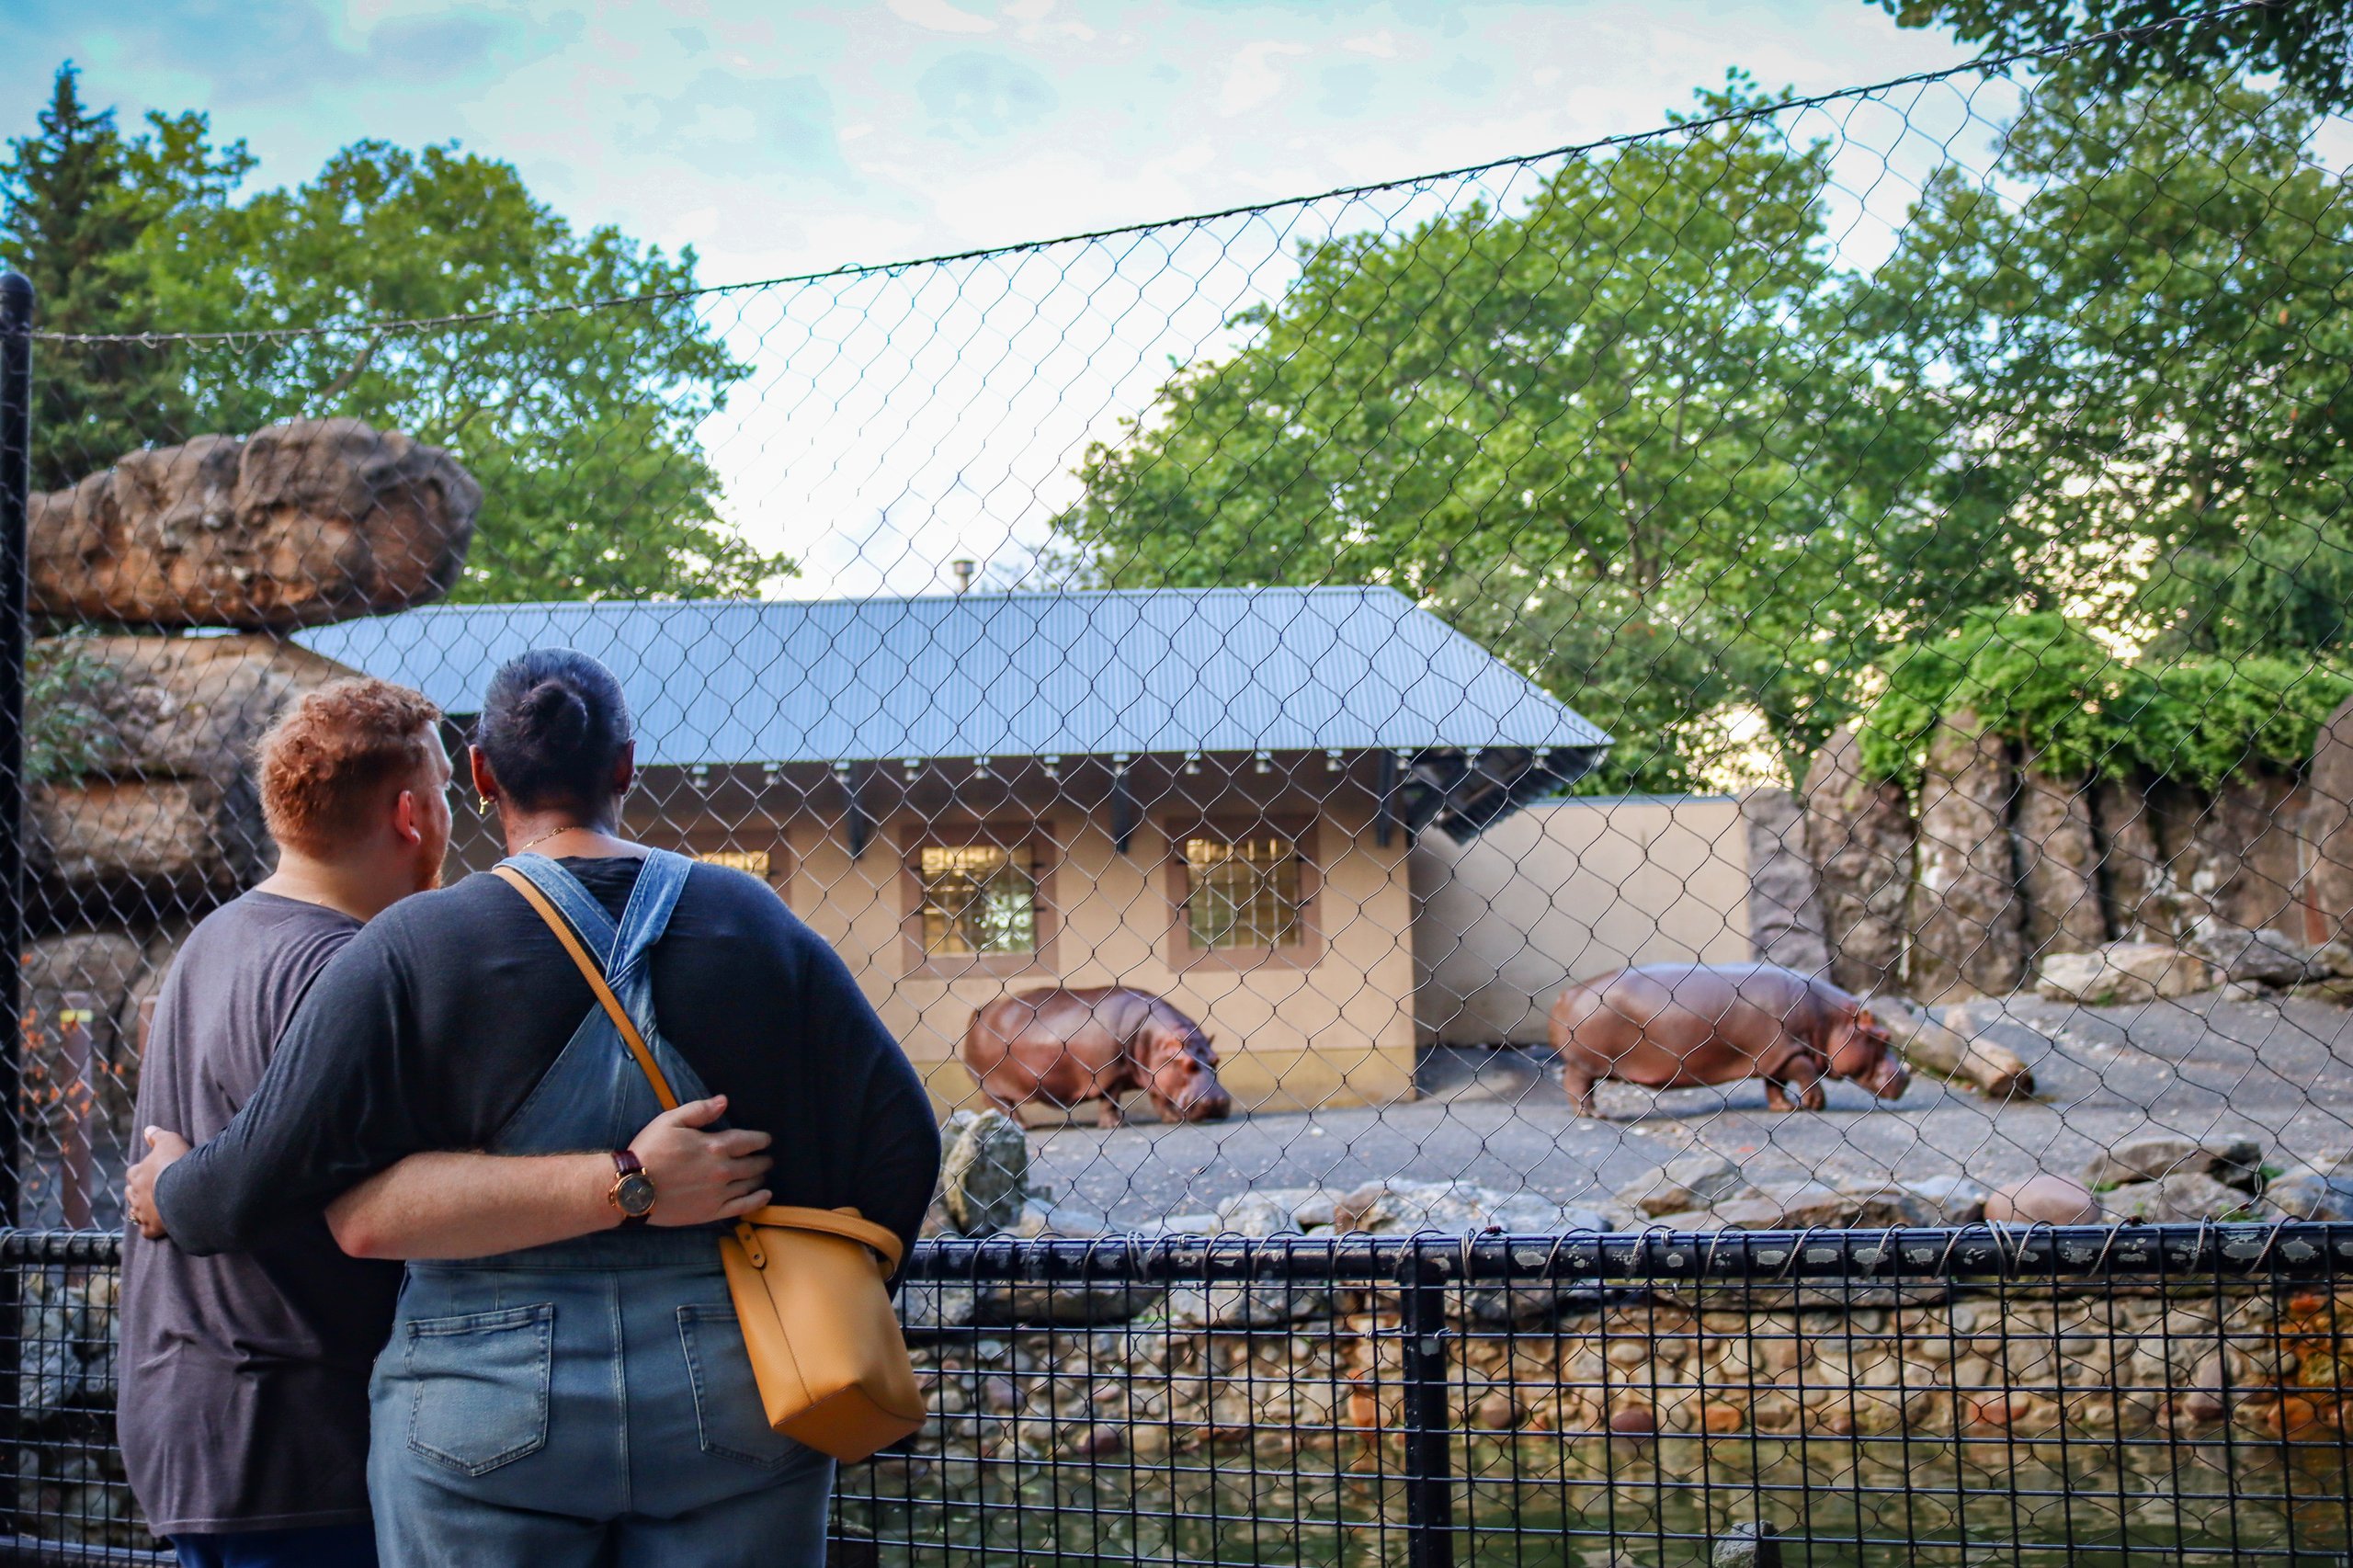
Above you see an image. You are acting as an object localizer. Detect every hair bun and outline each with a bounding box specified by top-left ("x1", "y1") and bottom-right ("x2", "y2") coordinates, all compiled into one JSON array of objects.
[
  {"x1": 478, "y1": 649, "x2": 631, "y2": 813},
  {"x1": 517, "y1": 678, "x2": 590, "y2": 750}
]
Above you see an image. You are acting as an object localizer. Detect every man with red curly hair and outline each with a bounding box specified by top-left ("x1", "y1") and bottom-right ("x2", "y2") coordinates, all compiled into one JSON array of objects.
[{"x1": 119, "y1": 680, "x2": 771, "y2": 1568}]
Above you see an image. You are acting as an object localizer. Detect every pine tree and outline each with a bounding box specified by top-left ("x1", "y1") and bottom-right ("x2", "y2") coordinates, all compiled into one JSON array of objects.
[{"x1": 0, "y1": 63, "x2": 190, "y2": 491}]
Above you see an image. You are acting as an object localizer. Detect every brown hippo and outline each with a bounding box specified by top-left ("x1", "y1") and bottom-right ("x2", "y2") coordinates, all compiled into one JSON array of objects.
[
  {"x1": 962, "y1": 986, "x2": 1233, "y2": 1128},
  {"x1": 1550, "y1": 962, "x2": 1910, "y2": 1117}
]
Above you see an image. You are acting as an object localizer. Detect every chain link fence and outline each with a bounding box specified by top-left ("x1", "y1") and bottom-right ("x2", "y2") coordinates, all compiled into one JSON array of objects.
[{"x1": 4, "y1": 3, "x2": 2353, "y2": 1558}]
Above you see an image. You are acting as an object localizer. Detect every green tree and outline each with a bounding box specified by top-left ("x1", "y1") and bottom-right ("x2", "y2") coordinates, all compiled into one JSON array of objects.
[
  {"x1": 1057, "y1": 82, "x2": 1974, "y2": 791},
  {"x1": 5, "y1": 70, "x2": 786, "y2": 602},
  {"x1": 1877, "y1": 0, "x2": 2350, "y2": 113},
  {"x1": 1855, "y1": 74, "x2": 2353, "y2": 660},
  {"x1": 0, "y1": 65, "x2": 240, "y2": 491}
]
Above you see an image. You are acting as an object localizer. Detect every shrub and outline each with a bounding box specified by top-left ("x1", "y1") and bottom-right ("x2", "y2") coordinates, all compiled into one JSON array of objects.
[{"x1": 1854, "y1": 612, "x2": 2350, "y2": 796}]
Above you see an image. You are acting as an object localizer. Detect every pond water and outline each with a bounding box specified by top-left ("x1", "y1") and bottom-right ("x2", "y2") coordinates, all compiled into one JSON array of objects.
[{"x1": 838, "y1": 1434, "x2": 2353, "y2": 1566}]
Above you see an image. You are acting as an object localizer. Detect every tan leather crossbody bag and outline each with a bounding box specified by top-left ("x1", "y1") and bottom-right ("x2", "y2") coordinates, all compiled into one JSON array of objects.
[{"x1": 495, "y1": 864, "x2": 927, "y2": 1463}]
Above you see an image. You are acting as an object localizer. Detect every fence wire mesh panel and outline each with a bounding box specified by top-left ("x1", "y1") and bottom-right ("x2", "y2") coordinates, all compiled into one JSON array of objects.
[
  {"x1": 4, "y1": 1, "x2": 2353, "y2": 1559},
  {"x1": 14, "y1": 1226, "x2": 2353, "y2": 1566},
  {"x1": 863, "y1": 1226, "x2": 2353, "y2": 1568},
  {"x1": 0, "y1": 1234, "x2": 153, "y2": 1565}
]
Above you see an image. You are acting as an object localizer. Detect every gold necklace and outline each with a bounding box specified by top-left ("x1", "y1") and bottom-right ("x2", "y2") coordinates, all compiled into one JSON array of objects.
[{"x1": 512, "y1": 824, "x2": 591, "y2": 855}]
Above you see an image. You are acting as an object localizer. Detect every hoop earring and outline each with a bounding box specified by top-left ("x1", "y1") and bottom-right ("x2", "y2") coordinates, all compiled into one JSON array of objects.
[{"x1": 477, "y1": 793, "x2": 494, "y2": 814}]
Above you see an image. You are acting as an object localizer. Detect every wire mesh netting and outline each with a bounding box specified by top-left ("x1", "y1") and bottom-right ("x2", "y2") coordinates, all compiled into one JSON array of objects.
[
  {"x1": 18, "y1": 1228, "x2": 2353, "y2": 1565},
  {"x1": 855, "y1": 1226, "x2": 2353, "y2": 1568},
  {"x1": 6, "y1": 3, "x2": 2353, "y2": 1559}
]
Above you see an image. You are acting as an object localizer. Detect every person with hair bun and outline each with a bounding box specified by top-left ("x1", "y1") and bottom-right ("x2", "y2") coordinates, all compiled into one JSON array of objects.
[{"x1": 140, "y1": 649, "x2": 941, "y2": 1568}]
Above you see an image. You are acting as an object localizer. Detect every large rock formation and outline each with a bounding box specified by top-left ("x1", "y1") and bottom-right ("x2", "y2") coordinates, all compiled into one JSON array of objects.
[
  {"x1": 2308, "y1": 694, "x2": 2353, "y2": 944},
  {"x1": 1906, "y1": 710, "x2": 2024, "y2": 1002},
  {"x1": 2092, "y1": 774, "x2": 2173, "y2": 942},
  {"x1": 1802, "y1": 727, "x2": 1913, "y2": 995},
  {"x1": 30, "y1": 419, "x2": 480, "y2": 630},
  {"x1": 70, "y1": 633, "x2": 362, "y2": 778},
  {"x1": 29, "y1": 636, "x2": 358, "y2": 922},
  {"x1": 939, "y1": 1109, "x2": 1031, "y2": 1237},
  {"x1": 2177, "y1": 772, "x2": 2303, "y2": 942},
  {"x1": 1740, "y1": 787, "x2": 1831, "y2": 976},
  {"x1": 2013, "y1": 764, "x2": 2108, "y2": 960},
  {"x1": 2035, "y1": 941, "x2": 2219, "y2": 1004},
  {"x1": 2101, "y1": 774, "x2": 2303, "y2": 946},
  {"x1": 31, "y1": 777, "x2": 257, "y2": 903}
]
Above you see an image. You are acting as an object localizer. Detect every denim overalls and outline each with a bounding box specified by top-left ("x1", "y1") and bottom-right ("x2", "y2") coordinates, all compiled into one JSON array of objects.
[{"x1": 367, "y1": 852, "x2": 832, "y2": 1568}]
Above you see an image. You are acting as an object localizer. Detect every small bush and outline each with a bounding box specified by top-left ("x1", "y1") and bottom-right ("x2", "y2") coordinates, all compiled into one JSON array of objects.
[
  {"x1": 27, "y1": 639, "x2": 120, "y2": 785},
  {"x1": 1854, "y1": 611, "x2": 2351, "y2": 796}
]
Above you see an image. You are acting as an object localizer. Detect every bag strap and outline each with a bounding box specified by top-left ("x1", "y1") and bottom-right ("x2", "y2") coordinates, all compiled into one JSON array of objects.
[
  {"x1": 739, "y1": 1205, "x2": 904, "y2": 1272},
  {"x1": 494, "y1": 863, "x2": 680, "y2": 1112},
  {"x1": 494, "y1": 864, "x2": 905, "y2": 1274}
]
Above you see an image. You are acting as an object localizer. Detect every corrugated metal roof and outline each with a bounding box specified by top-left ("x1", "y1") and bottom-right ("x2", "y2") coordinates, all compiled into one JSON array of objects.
[{"x1": 295, "y1": 587, "x2": 1610, "y2": 769}]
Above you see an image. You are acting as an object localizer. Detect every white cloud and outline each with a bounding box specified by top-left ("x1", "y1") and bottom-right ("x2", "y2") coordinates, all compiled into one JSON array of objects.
[
  {"x1": 1343, "y1": 29, "x2": 1401, "y2": 59},
  {"x1": 883, "y1": 0, "x2": 997, "y2": 36},
  {"x1": 1218, "y1": 40, "x2": 1309, "y2": 118}
]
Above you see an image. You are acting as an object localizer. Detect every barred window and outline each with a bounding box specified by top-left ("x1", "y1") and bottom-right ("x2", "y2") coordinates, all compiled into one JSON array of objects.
[
  {"x1": 917, "y1": 844, "x2": 1037, "y2": 956},
  {"x1": 1183, "y1": 833, "x2": 1303, "y2": 949}
]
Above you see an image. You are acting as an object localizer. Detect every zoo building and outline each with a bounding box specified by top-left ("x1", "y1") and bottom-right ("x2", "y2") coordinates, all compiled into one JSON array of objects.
[{"x1": 295, "y1": 585, "x2": 1690, "y2": 1115}]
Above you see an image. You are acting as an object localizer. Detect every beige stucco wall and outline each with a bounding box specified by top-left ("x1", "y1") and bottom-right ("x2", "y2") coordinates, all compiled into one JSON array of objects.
[
  {"x1": 1411, "y1": 795, "x2": 1754, "y2": 1047},
  {"x1": 781, "y1": 798, "x2": 1418, "y2": 1117}
]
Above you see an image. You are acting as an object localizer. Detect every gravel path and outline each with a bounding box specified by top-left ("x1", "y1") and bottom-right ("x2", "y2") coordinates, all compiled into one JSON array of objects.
[{"x1": 1020, "y1": 992, "x2": 2353, "y2": 1225}]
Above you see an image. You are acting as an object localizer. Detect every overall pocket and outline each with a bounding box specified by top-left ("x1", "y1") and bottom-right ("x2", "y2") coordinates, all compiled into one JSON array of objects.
[
  {"x1": 676, "y1": 1303, "x2": 802, "y2": 1468},
  {"x1": 404, "y1": 1302, "x2": 555, "y2": 1477}
]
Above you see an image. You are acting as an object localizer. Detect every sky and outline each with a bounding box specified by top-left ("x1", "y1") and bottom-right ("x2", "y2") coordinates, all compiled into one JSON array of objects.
[
  {"x1": 5, "y1": 1, "x2": 1978, "y2": 289},
  {"x1": 4, "y1": 2, "x2": 1992, "y2": 597}
]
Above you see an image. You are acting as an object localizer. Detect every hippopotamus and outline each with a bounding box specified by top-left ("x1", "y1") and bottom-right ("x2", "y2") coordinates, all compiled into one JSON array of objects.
[
  {"x1": 1549, "y1": 962, "x2": 1910, "y2": 1117},
  {"x1": 962, "y1": 986, "x2": 1233, "y2": 1128}
]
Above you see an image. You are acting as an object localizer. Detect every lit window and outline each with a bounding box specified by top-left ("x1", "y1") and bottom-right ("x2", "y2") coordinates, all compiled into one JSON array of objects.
[
  {"x1": 1183, "y1": 833, "x2": 1303, "y2": 949},
  {"x1": 918, "y1": 844, "x2": 1037, "y2": 955}
]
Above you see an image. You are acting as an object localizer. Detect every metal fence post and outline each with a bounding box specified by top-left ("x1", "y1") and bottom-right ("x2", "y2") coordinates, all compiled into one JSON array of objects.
[
  {"x1": 1399, "y1": 1240, "x2": 1456, "y2": 1568},
  {"x1": 0, "y1": 269, "x2": 32, "y2": 1509},
  {"x1": 0, "y1": 270, "x2": 31, "y2": 1230}
]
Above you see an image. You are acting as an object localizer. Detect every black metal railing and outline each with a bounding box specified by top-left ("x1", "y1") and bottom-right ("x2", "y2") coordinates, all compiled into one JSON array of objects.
[{"x1": 15, "y1": 1223, "x2": 2353, "y2": 1565}]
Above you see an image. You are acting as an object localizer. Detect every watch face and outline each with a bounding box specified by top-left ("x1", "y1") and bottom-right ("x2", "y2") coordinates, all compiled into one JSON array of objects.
[{"x1": 616, "y1": 1172, "x2": 657, "y2": 1217}]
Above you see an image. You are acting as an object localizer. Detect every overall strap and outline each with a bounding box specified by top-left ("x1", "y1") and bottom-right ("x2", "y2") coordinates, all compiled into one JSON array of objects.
[
  {"x1": 605, "y1": 849, "x2": 694, "y2": 994},
  {"x1": 498, "y1": 853, "x2": 622, "y2": 964},
  {"x1": 493, "y1": 863, "x2": 681, "y2": 1111}
]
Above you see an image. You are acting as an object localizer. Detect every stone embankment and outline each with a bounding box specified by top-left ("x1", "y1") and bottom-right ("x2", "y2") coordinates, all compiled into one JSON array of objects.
[
  {"x1": 893, "y1": 1117, "x2": 2353, "y2": 1476},
  {"x1": 904, "y1": 1285, "x2": 2348, "y2": 1477}
]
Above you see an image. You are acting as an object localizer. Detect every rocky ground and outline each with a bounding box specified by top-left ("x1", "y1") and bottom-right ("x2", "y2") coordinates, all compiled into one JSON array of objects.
[{"x1": 1017, "y1": 989, "x2": 2353, "y2": 1227}]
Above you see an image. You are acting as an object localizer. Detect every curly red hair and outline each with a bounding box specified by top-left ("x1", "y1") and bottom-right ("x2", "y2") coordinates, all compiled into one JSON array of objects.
[{"x1": 258, "y1": 678, "x2": 444, "y2": 858}]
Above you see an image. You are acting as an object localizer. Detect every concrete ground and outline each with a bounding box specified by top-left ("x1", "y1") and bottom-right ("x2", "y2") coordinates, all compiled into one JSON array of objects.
[{"x1": 1021, "y1": 991, "x2": 2353, "y2": 1225}]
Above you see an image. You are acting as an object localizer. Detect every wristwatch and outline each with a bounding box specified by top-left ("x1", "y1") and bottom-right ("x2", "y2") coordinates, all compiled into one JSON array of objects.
[{"x1": 608, "y1": 1150, "x2": 656, "y2": 1226}]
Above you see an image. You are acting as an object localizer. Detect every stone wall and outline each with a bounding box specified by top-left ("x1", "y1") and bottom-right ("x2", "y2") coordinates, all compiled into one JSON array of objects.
[
  {"x1": 1797, "y1": 714, "x2": 2341, "y2": 1004},
  {"x1": 907, "y1": 1283, "x2": 2349, "y2": 1466},
  {"x1": 1800, "y1": 728, "x2": 1910, "y2": 995},
  {"x1": 1741, "y1": 788, "x2": 1830, "y2": 977},
  {"x1": 28, "y1": 1256, "x2": 2350, "y2": 1553}
]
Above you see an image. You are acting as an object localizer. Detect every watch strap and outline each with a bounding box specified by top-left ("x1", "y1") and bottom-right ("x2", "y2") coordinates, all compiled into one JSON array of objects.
[{"x1": 611, "y1": 1149, "x2": 654, "y2": 1225}]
